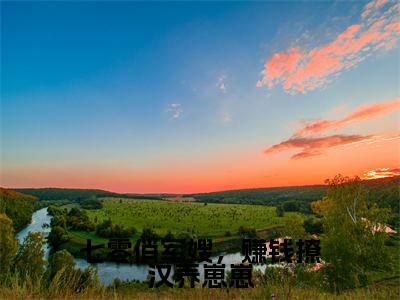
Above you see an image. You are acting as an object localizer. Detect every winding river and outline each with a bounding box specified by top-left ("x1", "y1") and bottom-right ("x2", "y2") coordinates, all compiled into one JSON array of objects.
[{"x1": 18, "y1": 207, "x2": 271, "y2": 285}]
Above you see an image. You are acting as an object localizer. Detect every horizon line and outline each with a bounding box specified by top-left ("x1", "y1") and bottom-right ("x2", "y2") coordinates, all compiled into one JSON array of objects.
[{"x1": 3, "y1": 175, "x2": 398, "y2": 196}]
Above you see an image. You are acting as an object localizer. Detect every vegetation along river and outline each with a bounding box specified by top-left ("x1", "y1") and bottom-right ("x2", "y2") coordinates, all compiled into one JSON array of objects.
[{"x1": 18, "y1": 207, "x2": 274, "y2": 285}]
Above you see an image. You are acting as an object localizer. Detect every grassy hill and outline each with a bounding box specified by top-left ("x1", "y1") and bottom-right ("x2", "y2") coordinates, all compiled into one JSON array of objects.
[
  {"x1": 0, "y1": 188, "x2": 37, "y2": 231},
  {"x1": 187, "y1": 176, "x2": 400, "y2": 215},
  {"x1": 188, "y1": 184, "x2": 327, "y2": 206}
]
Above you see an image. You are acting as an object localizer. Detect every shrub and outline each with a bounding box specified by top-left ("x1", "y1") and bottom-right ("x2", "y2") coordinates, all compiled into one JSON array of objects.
[
  {"x1": 48, "y1": 226, "x2": 70, "y2": 248},
  {"x1": 238, "y1": 225, "x2": 257, "y2": 238}
]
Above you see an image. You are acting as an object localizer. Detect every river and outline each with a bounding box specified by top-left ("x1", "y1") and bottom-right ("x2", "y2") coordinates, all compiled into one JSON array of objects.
[{"x1": 18, "y1": 207, "x2": 274, "y2": 285}]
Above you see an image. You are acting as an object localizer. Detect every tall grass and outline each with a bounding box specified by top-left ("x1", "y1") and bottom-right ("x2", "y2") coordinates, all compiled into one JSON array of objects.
[
  {"x1": 1, "y1": 269, "x2": 398, "y2": 299},
  {"x1": 0, "y1": 268, "x2": 105, "y2": 299}
]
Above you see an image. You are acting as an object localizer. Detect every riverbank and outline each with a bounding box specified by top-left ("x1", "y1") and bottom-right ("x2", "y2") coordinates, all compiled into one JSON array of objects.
[
  {"x1": 58, "y1": 225, "x2": 284, "y2": 262},
  {"x1": 48, "y1": 198, "x2": 289, "y2": 263},
  {"x1": 18, "y1": 207, "x2": 284, "y2": 285},
  {"x1": 12, "y1": 201, "x2": 400, "y2": 297}
]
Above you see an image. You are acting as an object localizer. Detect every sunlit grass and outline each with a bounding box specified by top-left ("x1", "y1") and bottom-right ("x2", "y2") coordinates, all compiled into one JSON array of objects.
[{"x1": 86, "y1": 198, "x2": 288, "y2": 238}]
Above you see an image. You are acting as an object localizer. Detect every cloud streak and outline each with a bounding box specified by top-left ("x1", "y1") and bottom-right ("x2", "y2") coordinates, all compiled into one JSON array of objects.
[
  {"x1": 265, "y1": 134, "x2": 374, "y2": 160},
  {"x1": 361, "y1": 167, "x2": 400, "y2": 179},
  {"x1": 297, "y1": 98, "x2": 400, "y2": 136},
  {"x1": 257, "y1": 0, "x2": 400, "y2": 94}
]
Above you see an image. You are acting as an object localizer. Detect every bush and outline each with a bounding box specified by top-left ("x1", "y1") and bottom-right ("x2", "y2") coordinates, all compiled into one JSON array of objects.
[
  {"x1": 96, "y1": 219, "x2": 135, "y2": 238},
  {"x1": 14, "y1": 232, "x2": 46, "y2": 281},
  {"x1": 48, "y1": 226, "x2": 70, "y2": 248},
  {"x1": 276, "y1": 205, "x2": 284, "y2": 217},
  {"x1": 304, "y1": 217, "x2": 322, "y2": 234},
  {"x1": 141, "y1": 228, "x2": 159, "y2": 240},
  {"x1": 164, "y1": 231, "x2": 174, "y2": 239},
  {"x1": 46, "y1": 249, "x2": 75, "y2": 280},
  {"x1": 80, "y1": 197, "x2": 103, "y2": 210},
  {"x1": 238, "y1": 225, "x2": 257, "y2": 238},
  {"x1": 67, "y1": 208, "x2": 95, "y2": 231}
]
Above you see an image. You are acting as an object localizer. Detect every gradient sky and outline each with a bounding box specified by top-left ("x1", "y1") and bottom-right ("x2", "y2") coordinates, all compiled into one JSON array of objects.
[{"x1": 1, "y1": 0, "x2": 399, "y2": 193}]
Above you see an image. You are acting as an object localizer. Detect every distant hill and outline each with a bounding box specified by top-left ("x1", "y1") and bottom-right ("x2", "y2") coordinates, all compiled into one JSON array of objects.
[
  {"x1": 187, "y1": 176, "x2": 400, "y2": 213},
  {"x1": 13, "y1": 176, "x2": 399, "y2": 213},
  {"x1": 362, "y1": 175, "x2": 400, "y2": 189},
  {"x1": 0, "y1": 188, "x2": 37, "y2": 231},
  {"x1": 187, "y1": 184, "x2": 327, "y2": 209},
  {"x1": 13, "y1": 188, "x2": 125, "y2": 202},
  {"x1": 14, "y1": 188, "x2": 164, "y2": 202}
]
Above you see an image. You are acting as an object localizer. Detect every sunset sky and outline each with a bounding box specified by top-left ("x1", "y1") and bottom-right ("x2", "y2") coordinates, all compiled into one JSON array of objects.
[{"x1": 1, "y1": 0, "x2": 399, "y2": 193}]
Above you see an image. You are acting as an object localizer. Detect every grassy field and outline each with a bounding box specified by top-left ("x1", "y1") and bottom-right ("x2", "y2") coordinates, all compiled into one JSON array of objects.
[
  {"x1": 85, "y1": 198, "x2": 288, "y2": 238},
  {"x1": 60, "y1": 198, "x2": 292, "y2": 257}
]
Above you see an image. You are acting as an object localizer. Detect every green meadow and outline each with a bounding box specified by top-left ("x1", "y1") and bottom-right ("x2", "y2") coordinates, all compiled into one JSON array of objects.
[{"x1": 84, "y1": 198, "x2": 287, "y2": 238}]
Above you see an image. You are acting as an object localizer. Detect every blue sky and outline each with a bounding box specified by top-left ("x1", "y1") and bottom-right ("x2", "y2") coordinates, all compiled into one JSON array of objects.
[{"x1": 1, "y1": 1, "x2": 399, "y2": 193}]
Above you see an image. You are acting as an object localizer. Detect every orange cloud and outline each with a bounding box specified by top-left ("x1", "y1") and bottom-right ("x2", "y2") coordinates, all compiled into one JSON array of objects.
[
  {"x1": 361, "y1": 167, "x2": 400, "y2": 179},
  {"x1": 297, "y1": 98, "x2": 400, "y2": 136},
  {"x1": 265, "y1": 134, "x2": 374, "y2": 160},
  {"x1": 257, "y1": 0, "x2": 400, "y2": 93}
]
